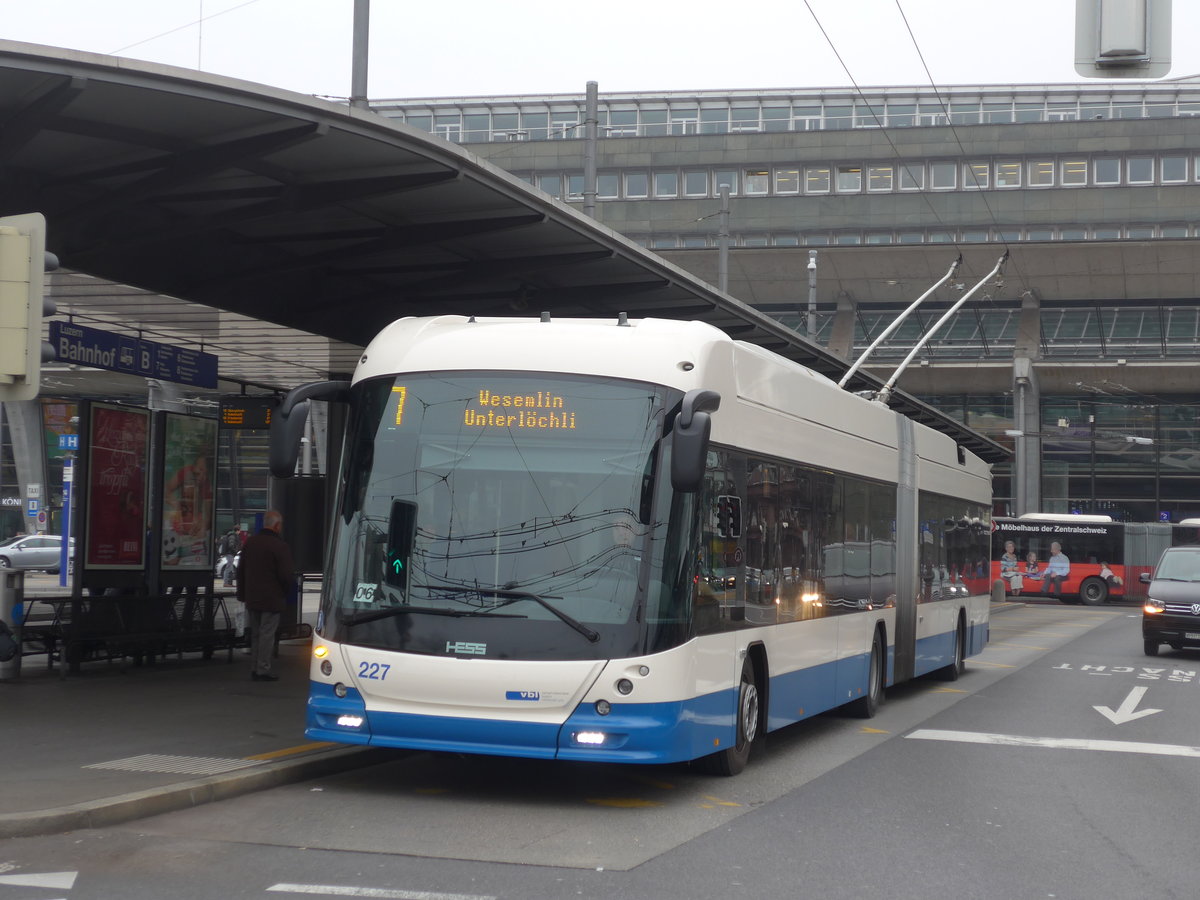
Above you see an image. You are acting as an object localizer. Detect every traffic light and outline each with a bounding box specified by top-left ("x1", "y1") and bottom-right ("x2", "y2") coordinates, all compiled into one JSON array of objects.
[
  {"x1": 0, "y1": 213, "x2": 57, "y2": 402},
  {"x1": 716, "y1": 494, "x2": 742, "y2": 539}
]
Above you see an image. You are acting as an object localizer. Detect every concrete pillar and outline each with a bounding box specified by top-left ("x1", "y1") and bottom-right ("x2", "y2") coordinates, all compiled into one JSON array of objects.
[
  {"x1": 5, "y1": 401, "x2": 47, "y2": 535},
  {"x1": 1011, "y1": 288, "x2": 1044, "y2": 517},
  {"x1": 1012, "y1": 357, "x2": 1042, "y2": 517}
]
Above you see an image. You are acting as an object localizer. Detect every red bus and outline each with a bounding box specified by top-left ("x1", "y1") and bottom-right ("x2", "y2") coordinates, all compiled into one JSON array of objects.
[{"x1": 991, "y1": 515, "x2": 1200, "y2": 605}]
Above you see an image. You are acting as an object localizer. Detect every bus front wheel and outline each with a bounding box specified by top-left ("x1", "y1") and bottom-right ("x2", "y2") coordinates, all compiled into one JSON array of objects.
[
  {"x1": 697, "y1": 657, "x2": 760, "y2": 776},
  {"x1": 1079, "y1": 577, "x2": 1109, "y2": 606}
]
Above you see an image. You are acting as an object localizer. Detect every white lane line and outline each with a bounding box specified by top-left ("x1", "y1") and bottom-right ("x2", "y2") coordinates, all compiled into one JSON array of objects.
[
  {"x1": 907, "y1": 729, "x2": 1200, "y2": 759},
  {"x1": 0, "y1": 871, "x2": 77, "y2": 889},
  {"x1": 266, "y1": 884, "x2": 496, "y2": 900}
]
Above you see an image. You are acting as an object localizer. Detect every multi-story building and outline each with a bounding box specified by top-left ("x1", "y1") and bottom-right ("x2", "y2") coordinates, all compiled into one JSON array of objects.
[{"x1": 372, "y1": 80, "x2": 1200, "y2": 522}]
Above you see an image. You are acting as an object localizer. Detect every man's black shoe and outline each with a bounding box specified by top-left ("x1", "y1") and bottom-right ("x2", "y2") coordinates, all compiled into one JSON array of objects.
[{"x1": 251, "y1": 672, "x2": 279, "y2": 682}]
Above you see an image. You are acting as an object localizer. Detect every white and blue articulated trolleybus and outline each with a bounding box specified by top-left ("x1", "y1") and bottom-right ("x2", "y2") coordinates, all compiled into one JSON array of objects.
[{"x1": 271, "y1": 315, "x2": 992, "y2": 775}]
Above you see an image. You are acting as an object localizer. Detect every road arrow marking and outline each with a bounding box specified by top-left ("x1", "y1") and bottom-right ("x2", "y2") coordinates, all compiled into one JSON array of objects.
[
  {"x1": 1093, "y1": 686, "x2": 1162, "y2": 724},
  {"x1": 0, "y1": 871, "x2": 77, "y2": 889}
]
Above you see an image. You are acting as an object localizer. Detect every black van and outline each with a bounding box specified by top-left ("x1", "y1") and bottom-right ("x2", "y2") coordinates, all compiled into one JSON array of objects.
[{"x1": 1141, "y1": 546, "x2": 1200, "y2": 656}]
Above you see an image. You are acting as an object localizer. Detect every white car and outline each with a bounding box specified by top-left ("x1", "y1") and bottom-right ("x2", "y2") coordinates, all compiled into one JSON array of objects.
[{"x1": 0, "y1": 534, "x2": 75, "y2": 573}]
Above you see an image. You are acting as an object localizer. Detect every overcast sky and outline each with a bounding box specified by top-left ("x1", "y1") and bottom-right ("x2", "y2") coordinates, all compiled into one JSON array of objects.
[{"x1": 6, "y1": 0, "x2": 1198, "y2": 100}]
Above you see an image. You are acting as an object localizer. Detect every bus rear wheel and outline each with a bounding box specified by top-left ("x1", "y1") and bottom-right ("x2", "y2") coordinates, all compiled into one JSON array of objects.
[
  {"x1": 936, "y1": 617, "x2": 966, "y2": 681},
  {"x1": 697, "y1": 657, "x2": 760, "y2": 776},
  {"x1": 1079, "y1": 577, "x2": 1109, "y2": 606}
]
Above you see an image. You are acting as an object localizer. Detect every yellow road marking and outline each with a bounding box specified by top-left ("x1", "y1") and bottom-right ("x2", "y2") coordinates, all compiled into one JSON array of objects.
[
  {"x1": 702, "y1": 794, "x2": 741, "y2": 807},
  {"x1": 245, "y1": 741, "x2": 336, "y2": 761},
  {"x1": 860, "y1": 726, "x2": 889, "y2": 734},
  {"x1": 931, "y1": 687, "x2": 968, "y2": 694}
]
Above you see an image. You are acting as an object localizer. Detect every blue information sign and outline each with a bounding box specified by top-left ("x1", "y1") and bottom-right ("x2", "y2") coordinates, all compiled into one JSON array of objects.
[{"x1": 49, "y1": 321, "x2": 218, "y2": 389}]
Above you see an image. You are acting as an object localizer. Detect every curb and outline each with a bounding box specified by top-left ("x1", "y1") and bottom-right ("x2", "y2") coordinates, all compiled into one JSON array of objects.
[{"x1": 0, "y1": 746, "x2": 393, "y2": 840}]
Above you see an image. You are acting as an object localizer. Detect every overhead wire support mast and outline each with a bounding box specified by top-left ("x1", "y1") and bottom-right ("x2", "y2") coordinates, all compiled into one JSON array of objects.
[
  {"x1": 873, "y1": 252, "x2": 1008, "y2": 407},
  {"x1": 837, "y1": 255, "x2": 962, "y2": 389}
]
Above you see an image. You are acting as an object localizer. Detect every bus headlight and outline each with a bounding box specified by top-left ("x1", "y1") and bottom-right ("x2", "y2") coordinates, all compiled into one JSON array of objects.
[
  {"x1": 320, "y1": 659, "x2": 333, "y2": 676},
  {"x1": 616, "y1": 678, "x2": 633, "y2": 695},
  {"x1": 594, "y1": 699, "x2": 611, "y2": 716},
  {"x1": 334, "y1": 682, "x2": 348, "y2": 698},
  {"x1": 575, "y1": 731, "x2": 606, "y2": 745}
]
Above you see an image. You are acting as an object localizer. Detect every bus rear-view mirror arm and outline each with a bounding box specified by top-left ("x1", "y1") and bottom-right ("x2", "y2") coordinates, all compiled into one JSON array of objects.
[
  {"x1": 671, "y1": 388, "x2": 721, "y2": 492},
  {"x1": 269, "y1": 380, "x2": 351, "y2": 478}
]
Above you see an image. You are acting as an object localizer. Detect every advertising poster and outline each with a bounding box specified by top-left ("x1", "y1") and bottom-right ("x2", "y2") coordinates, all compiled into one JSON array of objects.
[
  {"x1": 85, "y1": 404, "x2": 149, "y2": 568},
  {"x1": 41, "y1": 400, "x2": 79, "y2": 459},
  {"x1": 161, "y1": 414, "x2": 217, "y2": 569}
]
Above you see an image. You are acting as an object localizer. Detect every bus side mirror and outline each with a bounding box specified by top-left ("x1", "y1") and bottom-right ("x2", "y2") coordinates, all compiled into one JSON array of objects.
[
  {"x1": 671, "y1": 388, "x2": 720, "y2": 492},
  {"x1": 269, "y1": 380, "x2": 351, "y2": 478}
]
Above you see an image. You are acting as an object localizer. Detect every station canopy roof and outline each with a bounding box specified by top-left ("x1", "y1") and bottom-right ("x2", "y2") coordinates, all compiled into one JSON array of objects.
[{"x1": 0, "y1": 41, "x2": 1005, "y2": 461}]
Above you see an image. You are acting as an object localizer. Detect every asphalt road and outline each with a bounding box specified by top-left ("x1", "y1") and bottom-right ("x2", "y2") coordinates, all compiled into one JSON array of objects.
[{"x1": 3, "y1": 604, "x2": 1198, "y2": 900}]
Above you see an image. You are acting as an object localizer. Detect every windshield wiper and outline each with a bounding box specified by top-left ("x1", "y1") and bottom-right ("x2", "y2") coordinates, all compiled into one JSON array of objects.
[
  {"x1": 342, "y1": 586, "x2": 600, "y2": 642},
  {"x1": 423, "y1": 584, "x2": 599, "y2": 642},
  {"x1": 477, "y1": 587, "x2": 601, "y2": 643},
  {"x1": 339, "y1": 604, "x2": 525, "y2": 627}
]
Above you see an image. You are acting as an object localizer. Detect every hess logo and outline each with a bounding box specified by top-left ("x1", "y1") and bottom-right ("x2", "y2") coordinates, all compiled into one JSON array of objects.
[{"x1": 445, "y1": 641, "x2": 486, "y2": 655}]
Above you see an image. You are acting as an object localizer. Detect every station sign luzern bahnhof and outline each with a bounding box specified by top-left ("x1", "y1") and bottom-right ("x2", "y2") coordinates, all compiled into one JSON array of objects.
[{"x1": 49, "y1": 321, "x2": 217, "y2": 389}]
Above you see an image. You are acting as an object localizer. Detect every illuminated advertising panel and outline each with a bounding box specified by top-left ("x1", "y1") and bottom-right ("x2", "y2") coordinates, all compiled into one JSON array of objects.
[
  {"x1": 161, "y1": 414, "x2": 218, "y2": 569},
  {"x1": 84, "y1": 403, "x2": 149, "y2": 568}
]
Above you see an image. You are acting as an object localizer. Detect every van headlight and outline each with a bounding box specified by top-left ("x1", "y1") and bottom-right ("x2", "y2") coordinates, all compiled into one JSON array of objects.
[{"x1": 1143, "y1": 598, "x2": 1165, "y2": 614}]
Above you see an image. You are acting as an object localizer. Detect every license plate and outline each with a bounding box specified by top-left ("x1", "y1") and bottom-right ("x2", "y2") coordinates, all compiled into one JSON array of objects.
[{"x1": 1186, "y1": 632, "x2": 1200, "y2": 640}]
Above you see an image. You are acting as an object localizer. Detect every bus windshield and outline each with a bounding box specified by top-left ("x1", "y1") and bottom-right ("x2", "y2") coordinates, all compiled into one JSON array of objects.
[{"x1": 320, "y1": 372, "x2": 688, "y2": 660}]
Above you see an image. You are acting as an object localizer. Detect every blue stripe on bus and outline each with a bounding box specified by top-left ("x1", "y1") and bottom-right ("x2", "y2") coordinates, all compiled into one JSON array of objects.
[
  {"x1": 765, "y1": 655, "x2": 844, "y2": 732},
  {"x1": 911, "y1": 619, "x2": 988, "y2": 677},
  {"x1": 306, "y1": 622, "x2": 979, "y2": 762}
]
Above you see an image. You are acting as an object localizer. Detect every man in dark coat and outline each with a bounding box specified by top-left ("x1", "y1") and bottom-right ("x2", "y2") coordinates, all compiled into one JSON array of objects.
[{"x1": 236, "y1": 510, "x2": 295, "y2": 682}]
